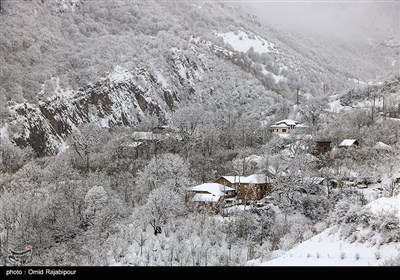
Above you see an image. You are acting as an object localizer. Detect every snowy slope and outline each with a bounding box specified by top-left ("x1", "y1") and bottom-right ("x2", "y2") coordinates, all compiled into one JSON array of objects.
[
  {"x1": 216, "y1": 30, "x2": 277, "y2": 54},
  {"x1": 249, "y1": 195, "x2": 400, "y2": 266}
]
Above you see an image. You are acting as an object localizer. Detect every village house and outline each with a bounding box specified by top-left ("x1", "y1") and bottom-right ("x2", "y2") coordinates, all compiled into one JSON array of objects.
[
  {"x1": 270, "y1": 119, "x2": 306, "y2": 135},
  {"x1": 313, "y1": 140, "x2": 332, "y2": 155},
  {"x1": 122, "y1": 128, "x2": 181, "y2": 159},
  {"x1": 188, "y1": 183, "x2": 236, "y2": 208},
  {"x1": 214, "y1": 176, "x2": 242, "y2": 188},
  {"x1": 131, "y1": 131, "x2": 169, "y2": 142},
  {"x1": 214, "y1": 173, "x2": 272, "y2": 204}
]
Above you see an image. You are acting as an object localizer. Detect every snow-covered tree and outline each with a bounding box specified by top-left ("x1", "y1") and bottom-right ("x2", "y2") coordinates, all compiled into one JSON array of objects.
[
  {"x1": 141, "y1": 186, "x2": 185, "y2": 235},
  {"x1": 135, "y1": 153, "x2": 190, "y2": 204}
]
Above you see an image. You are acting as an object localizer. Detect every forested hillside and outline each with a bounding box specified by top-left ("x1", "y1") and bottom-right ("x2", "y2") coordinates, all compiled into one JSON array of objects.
[{"x1": 0, "y1": 0, "x2": 399, "y2": 266}]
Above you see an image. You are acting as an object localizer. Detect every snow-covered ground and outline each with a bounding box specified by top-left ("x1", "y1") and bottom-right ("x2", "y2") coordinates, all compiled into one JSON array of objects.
[
  {"x1": 249, "y1": 226, "x2": 399, "y2": 266},
  {"x1": 216, "y1": 30, "x2": 276, "y2": 54},
  {"x1": 249, "y1": 195, "x2": 400, "y2": 266},
  {"x1": 366, "y1": 195, "x2": 400, "y2": 215},
  {"x1": 262, "y1": 66, "x2": 287, "y2": 83},
  {"x1": 109, "y1": 66, "x2": 134, "y2": 83}
]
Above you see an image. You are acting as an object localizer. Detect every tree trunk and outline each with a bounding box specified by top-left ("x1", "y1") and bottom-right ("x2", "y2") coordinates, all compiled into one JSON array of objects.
[{"x1": 85, "y1": 152, "x2": 89, "y2": 173}]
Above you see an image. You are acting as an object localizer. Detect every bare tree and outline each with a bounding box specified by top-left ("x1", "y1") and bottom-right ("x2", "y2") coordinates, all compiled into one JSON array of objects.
[{"x1": 133, "y1": 233, "x2": 147, "y2": 257}]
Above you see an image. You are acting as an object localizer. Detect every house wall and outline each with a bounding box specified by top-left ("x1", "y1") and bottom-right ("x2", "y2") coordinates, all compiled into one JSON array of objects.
[
  {"x1": 225, "y1": 190, "x2": 237, "y2": 198},
  {"x1": 236, "y1": 183, "x2": 271, "y2": 200},
  {"x1": 315, "y1": 142, "x2": 332, "y2": 154},
  {"x1": 271, "y1": 127, "x2": 295, "y2": 135},
  {"x1": 214, "y1": 177, "x2": 236, "y2": 188}
]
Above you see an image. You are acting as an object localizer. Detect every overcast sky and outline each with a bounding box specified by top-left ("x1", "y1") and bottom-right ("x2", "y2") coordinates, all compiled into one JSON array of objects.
[{"x1": 236, "y1": 0, "x2": 399, "y2": 41}]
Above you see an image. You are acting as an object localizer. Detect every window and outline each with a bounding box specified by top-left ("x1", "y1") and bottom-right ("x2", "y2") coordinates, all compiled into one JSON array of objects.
[{"x1": 282, "y1": 129, "x2": 286, "y2": 132}]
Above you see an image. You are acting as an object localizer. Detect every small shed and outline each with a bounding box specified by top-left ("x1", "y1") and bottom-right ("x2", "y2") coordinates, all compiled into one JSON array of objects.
[
  {"x1": 315, "y1": 141, "x2": 332, "y2": 154},
  {"x1": 338, "y1": 139, "x2": 359, "y2": 148}
]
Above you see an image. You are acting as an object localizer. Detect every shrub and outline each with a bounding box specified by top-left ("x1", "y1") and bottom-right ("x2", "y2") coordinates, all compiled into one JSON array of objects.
[{"x1": 382, "y1": 254, "x2": 400, "y2": 266}]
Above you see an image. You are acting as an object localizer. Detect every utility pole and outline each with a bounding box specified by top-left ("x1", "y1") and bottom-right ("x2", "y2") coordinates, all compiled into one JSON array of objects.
[
  {"x1": 383, "y1": 96, "x2": 386, "y2": 120},
  {"x1": 296, "y1": 87, "x2": 299, "y2": 106},
  {"x1": 372, "y1": 94, "x2": 376, "y2": 121},
  {"x1": 323, "y1": 83, "x2": 328, "y2": 95}
]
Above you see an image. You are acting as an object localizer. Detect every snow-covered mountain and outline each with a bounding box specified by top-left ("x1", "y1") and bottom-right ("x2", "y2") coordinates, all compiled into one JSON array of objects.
[{"x1": 1, "y1": 0, "x2": 398, "y2": 156}]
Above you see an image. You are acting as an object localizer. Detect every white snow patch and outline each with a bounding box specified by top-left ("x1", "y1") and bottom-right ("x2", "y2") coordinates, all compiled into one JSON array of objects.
[
  {"x1": 109, "y1": 66, "x2": 134, "y2": 83},
  {"x1": 100, "y1": 117, "x2": 110, "y2": 128},
  {"x1": 176, "y1": 64, "x2": 187, "y2": 80},
  {"x1": 57, "y1": 140, "x2": 70, "y2": 154},
  {"x1": 328, "y1": 99, "x2": 343, "y2": 113},
  {"x1": 216, "y1": 31, "x2": 275, "y2": 54},
  {"x1": 262, "y1": 66, "x2": 287, "y2": 83},
  {"x1": 153, "y1": 70, "x2": 169, "y2": 87},
  {"x1": 373, "y1": 141, "x2": 391, "y2": 150},
  {"x1": 0, "y1": 124, "x2": 9, "y2": 140},
  {"x1": 391, "y1": 60, "x2": 397, "y2": 67},
  {"x1": 365, "y1": 194, "x2": 400, "y2": 215}
]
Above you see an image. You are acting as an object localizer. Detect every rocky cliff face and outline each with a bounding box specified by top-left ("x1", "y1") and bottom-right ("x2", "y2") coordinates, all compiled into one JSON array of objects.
[{"x1": 6, "y1": 66, "x2": 183, "y2": 156}]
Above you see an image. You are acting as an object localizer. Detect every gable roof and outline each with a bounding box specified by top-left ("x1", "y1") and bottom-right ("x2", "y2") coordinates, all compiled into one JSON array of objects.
[
  {"x1": 192, "y1": 193, "x2": 220, "y2": 203},
  {"x1": 190, "y1": 183, "x2": 235, "y2": 196},
  {"x1": 270, "y1": 119, "x2": 303, "y2": 129},
  {"x1": 242, "y1": 174, "x2": 269, "y2": 184},
  {"x1": 276, "y1": 119, "x2": 299, "y2": 126},
  {"x1": 132, "y1": 131, "x2": 168, "y2": 141},
  {"x1": 216, "y1": 174, "x2": 270, "y2": 185},
  {"x1": 219, "y1": 176, "x2": 241, "y2": 184},
  {"x1": 338, "y1": 139, "x2": 358, "y2": 147}
]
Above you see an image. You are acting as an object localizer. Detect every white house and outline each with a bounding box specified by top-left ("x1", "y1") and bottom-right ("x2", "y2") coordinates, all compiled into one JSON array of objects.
[{"x1": 270, "y1": 119, "x2": 305, "y2": 135}]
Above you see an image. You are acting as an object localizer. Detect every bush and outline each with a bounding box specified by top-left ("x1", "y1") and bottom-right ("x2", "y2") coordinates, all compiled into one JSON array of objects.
[
  {"x1": 356, "y1": 208, "x2": 373, "y2": 227},
  {"x1": 301, "y1": 196, "x2": 330, "y2": 221},
  {"x1": 382, "y1": 254, "x2": 400, "y2": 266}
]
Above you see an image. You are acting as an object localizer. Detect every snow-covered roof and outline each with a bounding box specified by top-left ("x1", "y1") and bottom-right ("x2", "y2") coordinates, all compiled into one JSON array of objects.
[
  {"x1": 192, "y1": 193, "x2": 220, "y2": 203},
  {"x1": 338, "y1": 139, "x2": 358, "y2": 147},
  {"x1": 275, "y1": 119, "x2": 300, "y2": 126},
  {"x1": 219, "y1": 174, "x2": 270, "y2": 184},
  {"x1": 270, "y1": 124, "x2": 289, "y2": 128},
  {"x1": 132, "y1": 131, "x2": 168, "y2": 141},
  {"x1": 373, "y1": 141, "x2": 391, "y2": 150},
  {"x1": 220, "y1": 176, "x2": 240, "y2": 184},
  {"x1": 190, "y1": 183, "x2": 236, "y2": 196},
  {"x1": 242, "y1": 174, "x2": 269, "y2": 184},
  {"x1": 124, "y1": 142, "x2": 143, "y2": 148}
]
